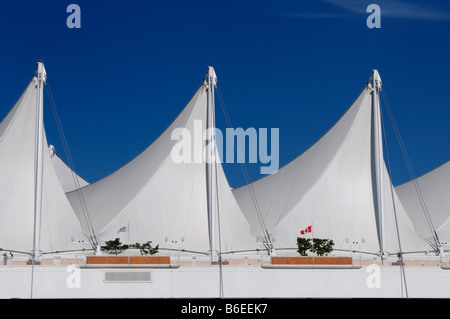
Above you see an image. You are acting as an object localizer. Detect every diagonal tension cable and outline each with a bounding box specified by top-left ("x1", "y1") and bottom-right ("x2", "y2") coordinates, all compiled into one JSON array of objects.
[
  {"x1": 381, "y1": 89, "x2": 439, "y2": 250},
  {"x1": 216, "y1": 85, "x2": 273, "y2": 253},
  {"x1": 45, "y1": 82, "x2": 98, "y2": 249}
]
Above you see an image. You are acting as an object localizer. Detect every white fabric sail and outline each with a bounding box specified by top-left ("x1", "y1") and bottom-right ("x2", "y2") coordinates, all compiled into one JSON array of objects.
[
  {"x1": 396, "y1": 161, "x2": 450, "y2": 243},
  {"x1": 233, "y1": 83, "x2": 432, "y2": 254},
  {"x1": 49, "y1": 145, "x2": 89, "y2": 193},
  {"x1": 0, "y1": 79, "x2": 90, "y2": 254},
  {"x1": 67, "y1": 81, "x2": 260, "y2": 254}
]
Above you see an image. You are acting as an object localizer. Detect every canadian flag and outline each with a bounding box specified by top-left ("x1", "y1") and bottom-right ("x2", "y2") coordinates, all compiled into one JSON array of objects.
[{"x1": 300, "y1": 225, "x2": 312, "y2": 235}]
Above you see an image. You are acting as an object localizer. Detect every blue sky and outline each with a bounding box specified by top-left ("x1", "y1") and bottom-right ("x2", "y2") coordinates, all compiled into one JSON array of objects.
[{"x1": 0, "y1": 0, "x2": 448, "y2": 188}]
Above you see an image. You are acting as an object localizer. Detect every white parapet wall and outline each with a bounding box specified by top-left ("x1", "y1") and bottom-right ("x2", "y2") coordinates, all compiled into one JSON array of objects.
[{"x1": 1, "y1": 265, "x2": 450, "y2": 298}]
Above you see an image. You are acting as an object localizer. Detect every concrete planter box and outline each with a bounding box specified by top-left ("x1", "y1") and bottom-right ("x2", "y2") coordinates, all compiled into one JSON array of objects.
[
  {"x1": 271, "y1": 256, "x2": 352, "y2": 265},
  {"x1": 86, "y1": 256, "x2": 170, "y2": 265}
]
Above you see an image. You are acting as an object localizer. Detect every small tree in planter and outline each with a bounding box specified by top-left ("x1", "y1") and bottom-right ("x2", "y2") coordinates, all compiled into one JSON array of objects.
[
  {"x1": 312, "y1": 238, "x2": 334, "y2": 256},
  {"x1": 101, "y1": 238, "x2": 129, "y2": 255},
  {"x1": 296, "y1": 237, "x2": 312, "y2": 256},
  {"x1": 297, "y1": 237, "x2": 334, "y2": 256},
  {"x1": 132, "y1": 241, "x2": 159, "y2": 256}
]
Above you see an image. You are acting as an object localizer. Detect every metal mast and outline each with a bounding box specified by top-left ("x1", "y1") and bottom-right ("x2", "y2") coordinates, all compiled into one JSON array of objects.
[
  {"x1": 206, "y1": 66, "x2": 224, "y2": 298},
  {"x1": 32, "y1": 61, "x2": 47, "y2": 264},
  {"x1": 206, "y1": 66, "x2": 219, "y2": 262},
  {"x1": 371, "y1": 69, "x2": 386, "y2": 261}
]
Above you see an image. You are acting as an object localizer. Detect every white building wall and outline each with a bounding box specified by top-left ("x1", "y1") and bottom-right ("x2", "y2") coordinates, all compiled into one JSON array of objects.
[{"x1": 1, "y1": 265, "x2": 449, "y2": 298}]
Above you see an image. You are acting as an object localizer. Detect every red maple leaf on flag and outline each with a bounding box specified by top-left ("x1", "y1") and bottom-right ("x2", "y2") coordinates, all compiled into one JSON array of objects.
[{"x1": 300, "y1": 225, "x2": 312, "y2": 235}]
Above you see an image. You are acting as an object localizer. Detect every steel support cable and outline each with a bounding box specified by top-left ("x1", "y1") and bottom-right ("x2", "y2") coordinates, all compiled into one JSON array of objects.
[
  {"x1": 381, "y1": 90, "x2": 435, "y2": 238},
  {"x1": 210, "y1": 86, "x2": 225, "y2": 299},
  {"x1": 217, "y1": 202, "x2": 224, "y2": 299},
  {"x1": 44, "y1": 82, "x2": 98, "y2": 249},
  {"x1": 215, "y1": 143, "x2": 224, "y2": 299},
  {"x1": 216, "y1": 87, "x2": 271, "y2": 250},
  {"x1": 216, "y1": 86, "x2": 267, "y2": 235},
  {"x1": 45, "y1": 83, "x2": 95, "y2": 243},
  {"x1": 216, "y1": 85, "x2": 272, "y2": 252},
  {"x1": 31, "y1": 87, "x2": 41, "y2": 299},
  {"x1": 379, "y1": 101, "x2": 409, "y2": 298},
  {"x1": 381, "y1": 89, "x2": 439, "y2": 249}
]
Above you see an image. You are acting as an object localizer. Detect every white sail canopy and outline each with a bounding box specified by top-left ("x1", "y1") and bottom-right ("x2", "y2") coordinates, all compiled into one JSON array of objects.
[
  {"x1": 233, "y1": 82, "x2": 432, "y2": 255},
  {"x1": 49, "y1": 145, "x2": 89, "y2": 193},
  {"x1": 0, "y1": 78, "x2": 90, "y2": 254},
  {"x1": 396, "y1": 161, "x2": 450, "y2": 243},
  {"x1": 67, "y1": 80, "x2": 260, "y2": 254},
  {"x1": 1, "y1": 65, "x2": 436, "y2": 258}
]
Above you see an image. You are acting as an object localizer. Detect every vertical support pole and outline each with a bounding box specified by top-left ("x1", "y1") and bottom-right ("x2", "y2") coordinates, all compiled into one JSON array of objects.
[
  {"x1": 206, "y1": 66, "x2": 224, "y2": 298},
  {"x1": 371, "y1": 69, "x2": 385, "y2": 262},
  {"x1": 33, "y1": 62, "x2": 46, "y2": 263},
  {"x1": 206, "y1": 66, "x2": 218, "y2": 262}
]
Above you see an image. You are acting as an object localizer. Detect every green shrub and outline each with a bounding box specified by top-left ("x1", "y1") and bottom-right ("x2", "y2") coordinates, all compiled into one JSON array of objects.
[
  {"x1": 296, "y1": 237, "x2": 312, "y2": 256},
  {"x1": 101, "y1": 238, "x2": 160, "y2": 256},
  {"x1": 296, "y1": 237, "x2": 334, "y2": 256},
  {"x1": 312, "y1": 238, "x2": 334, "y2": 256},
  {"x1": 100, "y1": 238, "x2": 129, "y2": 255},
  {"x1": 131, "y1": 241, "x2": 159, "y2": 255}
]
